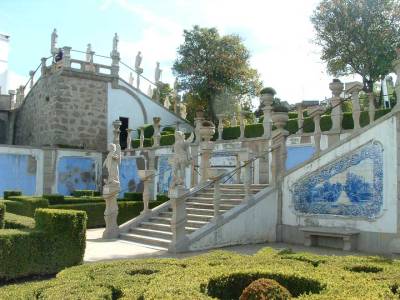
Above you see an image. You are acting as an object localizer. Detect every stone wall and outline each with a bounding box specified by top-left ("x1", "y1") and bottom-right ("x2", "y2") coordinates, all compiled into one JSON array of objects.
[{"x1": 14, "y1": 70, "x2": 108, "y2": 151}]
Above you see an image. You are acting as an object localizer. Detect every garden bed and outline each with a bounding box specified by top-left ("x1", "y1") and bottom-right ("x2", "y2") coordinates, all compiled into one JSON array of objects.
[{"x1": 0, "y1": 248, "x2": 399, "y2": 299}]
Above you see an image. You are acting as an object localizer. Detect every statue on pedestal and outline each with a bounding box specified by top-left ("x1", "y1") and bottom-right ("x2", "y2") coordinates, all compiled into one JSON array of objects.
[
  {"x1": 135, "y1": 51, "x2": 143, "y2": 72},
  {"x1": 51, "y1": 28, "x2": 58, "y2": 56},
  {"x1": 155, "y1": 62, "x2": 162, "y2": 83},
  {"x1": 112, "y1": 33, "x2": 119, "y2": 53},
  {"x1": 102, "y1": 143, "x2": 121, "y2": 239},
  {"x1": 170, "y1": 131, "x2": 194, "y2": 189}
]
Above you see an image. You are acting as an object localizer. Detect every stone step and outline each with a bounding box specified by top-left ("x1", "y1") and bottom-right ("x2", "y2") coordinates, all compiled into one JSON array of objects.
[
  {"x1": 220, "y1": 184, "x2": 268, "y2": 189},
  {"x1": 194, "y1": 193, "x2": 246, "y2": 200},
  {"x1": 186, "y1": 202, "x2": 236, "y2": 210},
  {"x1": 140, "y1": 221, "x2": 199, "y2": 231},
  {"x1": 119, "y1": 232, "x2": 170, "y2": 249},
  {"x1": 185, "y1": 207, "x2": 223, "y2": 216},
  {"x1": 202, "y1": 188, "x2": 262, "y2": 194},
  {"x1": 130, "y1": 227, "x2": 172, "y2": 239},
  {"x1": 187, "y1": 197, "x2": 243, "y2": 205},
  {"x1": 147, "y1": 217, "x2": 209, "y2": 229},
  {"x1": 156, "y1": 213, "x2": 213, "y2": 223}
]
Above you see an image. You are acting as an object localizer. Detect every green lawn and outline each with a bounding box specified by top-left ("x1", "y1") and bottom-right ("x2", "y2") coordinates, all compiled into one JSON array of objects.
[{"x1": 1, "y1": 248, "x2": 399, "y2": 299}]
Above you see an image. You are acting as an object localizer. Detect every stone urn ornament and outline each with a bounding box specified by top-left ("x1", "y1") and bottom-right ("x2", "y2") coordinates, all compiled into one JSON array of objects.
[
  {"x1": 271, "y1": 103, "x2": 289, "y2": 130},
  {"x1": 260, "y1": 87, "x2": 276, "y2": 107},
  {"x1": 199, "y1": 120, "x2": 216, "y2": 142}
]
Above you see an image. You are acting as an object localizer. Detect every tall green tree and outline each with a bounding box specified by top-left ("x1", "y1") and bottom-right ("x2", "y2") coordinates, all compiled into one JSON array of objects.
[
  {"x1": 173, "y1": 26, "x2": 262, "y2": 122},
  {"x1": 311, "y1": 0, "x2": 400, "y2": 93}
]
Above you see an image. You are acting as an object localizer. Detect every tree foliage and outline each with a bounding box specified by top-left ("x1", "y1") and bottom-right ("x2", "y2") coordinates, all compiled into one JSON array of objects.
[
  {"x1": 311, "y1": 0, "x2": 400, "y2": 91},
  {"x1": 173, "y1": 26, "x2": 262, "y2": 121}
]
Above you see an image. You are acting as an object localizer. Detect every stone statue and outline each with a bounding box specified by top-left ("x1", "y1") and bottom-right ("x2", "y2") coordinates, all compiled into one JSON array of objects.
[
  {"x1": 170, "y1": 131, "x2": 194, "y2": 189},
  {"x1": 135, "y1": 51, "x2": 143, "y2": 70},
  {"x1": 164, "y1": 95, "x2": 171, "y2": 109},
  {"x1": 155, "y1": 62, "x2": 162, "y2": 83},
  {"x1": 129, "y1": 72, "x2": 134, "y2": 85},
  {"x1": 147, "y1": 85, "x2": 153, "y2": 97},
  {"x1": 112, "y1": 33, "x2": 119, "y2": 52},
  {"x1": 180, "y1": 102, "x2": 187, "y2": 119},
  {"x1": 51, "y1": 28, "x2": 58, "y2": 55},
  {"x1": 102, "y1": 143, "x2": 121, "y2": 239},
  {"x1": 86, "y1": 43, "x2": 92, "y2": 62}
]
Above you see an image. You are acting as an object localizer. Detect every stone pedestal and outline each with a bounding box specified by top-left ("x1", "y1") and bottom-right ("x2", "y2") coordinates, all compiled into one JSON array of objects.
[
  {"x1": 200, "y1": 141, "x2": 214, "y2": 183},
  {"x1": 368, "y1": 92, "x2": 375, "y2": 123},
  {"x1": 138, "y1": 170, "x2": 154, "y2": 216},
  {"x1": 139, "y1": 127, "x2": 145, "y2": 148},
  {"x1": 102, "y1": 182, "x2": 120, "y2": 239},
  {"x1": 216, "y1": 114, "x2": 224, "y2": 141},
  {"x1": 126, "y1": 128, "x2": 133, "y2": 150},
  {"x1": 296, "y1": 103, "x2": 304, "y2": 134},
  {"x1": 168, "y1": 186, "x2": 189, "y2": 252},
  {"x1": 41, "y1": 57, "x2": 47, "y2": 76},
  {"x1": 62, "y1": 46, "x2": 72, "y2": 68},
  {"x1": 329, "y1": 79, "x2": 344, "y2": 146},
  {"x1": 261, "y1": 93, "x2": 273, "y2": 139},
  {"x1": 112, "y1": 120, "x2": 122, "y2": 145},
  {"x1": 308, "y1": 106, "x2": 324, "y2": 156},
  {"x1": 345, "y1": 82, "x2": 363, "y2": 131},
  {"x1": 239, "y1": 112, "x2": 246, "y2": 140},
  {"x1": 152, "y1": 117, "x2": 161, "y2": 147},
  {"x1": 238, "y1": 150, "x2": 252, "y2": 202},
  {"x1": 271, "y1": 112, "x2": 289, "y2": 185}
]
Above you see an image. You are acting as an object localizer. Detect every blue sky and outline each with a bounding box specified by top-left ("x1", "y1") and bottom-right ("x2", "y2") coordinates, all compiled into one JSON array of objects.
[{"x1": 0, "y1": 0, "x2": 347, "y2": 104}]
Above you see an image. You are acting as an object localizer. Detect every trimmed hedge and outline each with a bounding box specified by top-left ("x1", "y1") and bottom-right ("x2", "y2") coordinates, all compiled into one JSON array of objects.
[
  {"x1": 43, "y1": 194, "x2": 65, "y2": 205},
  {"x1": 160, "y1": 134, "x2": 175, "y2": 146},
  {"x1": 5, "y1": 196, "x2": 48, "y2": 217},
  {"x1": 0, "y1": 208, "x2": 86, "y2": 282},
  {"x1": 156, "y1": 194, "x2": 170, "y2": 202},
  {"x1": 0, "y1": 203, "x2": 4, "y2": 228},
  {"x1": 3, "y1": 191, "x2": 21, "y2": 200},
  {"x1": 132, "y1": 138, "x2": 152, "y2": 148},
  {"x1": 4, "y1": 212, "x2": 35, "y2": 229},
  {"x1": 50, "y1": 200, "x2": 166, "y2": 228},
  {"x1": 137, "y1": 124, "x2": 154, "y2": 138},
  {"x1": 71, "y1": 190, "x2": 101, "y2": 197},
  {"x1": 124, "y1": 192, "x2": 143, "y2": 201},
  {"x1": 1, "y1": 248, "x2": 399, "y2": 298}
]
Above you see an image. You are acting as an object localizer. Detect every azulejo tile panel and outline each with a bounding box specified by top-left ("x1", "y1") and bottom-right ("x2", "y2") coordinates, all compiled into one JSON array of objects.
[{"x1": 290, "y1": 141, "x2": 383, "y2": 219}]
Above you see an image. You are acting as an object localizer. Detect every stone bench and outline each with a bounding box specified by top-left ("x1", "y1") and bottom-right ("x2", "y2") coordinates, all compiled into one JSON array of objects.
[{"x1": 300, "y1": 226, "x2": 360, "y2": 251}]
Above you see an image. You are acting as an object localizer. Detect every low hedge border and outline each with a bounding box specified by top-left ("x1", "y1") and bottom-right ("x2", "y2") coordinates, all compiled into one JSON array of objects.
[
  {"x1": 6, "y1": 196, "x2": 48, "y2": 217},
  {"x1": 4, "y1": 212, "x2": 35, "y2": 229},
  {"x1": 0, "y1": 208, "x2": 86, "y2": 282},
  {"x1": 1, "y1": 248, "x2": 399, "y2": 298},
  {"x1": 71, "y1": 190, "x2": 101, "y2": 197},
  {"x1": 50, "y1": 200, "x2": 166, "y2": 228},
  {"x1": 3, "y1": 191, "x2": 22, "y2": 200},
  {"x1": 123, "y1": 192, "x2": 143, "y2": 201}
]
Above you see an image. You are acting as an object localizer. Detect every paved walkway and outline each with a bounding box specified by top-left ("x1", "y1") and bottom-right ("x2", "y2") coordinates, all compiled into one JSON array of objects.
[{"x1": 85, "y1": 228, "x2": 369, "y2": 263}]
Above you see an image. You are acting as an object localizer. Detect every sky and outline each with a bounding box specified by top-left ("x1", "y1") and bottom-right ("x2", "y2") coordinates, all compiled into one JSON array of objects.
[{"x1": 0, "y1": 0, "x2": 355, "y2": 106}]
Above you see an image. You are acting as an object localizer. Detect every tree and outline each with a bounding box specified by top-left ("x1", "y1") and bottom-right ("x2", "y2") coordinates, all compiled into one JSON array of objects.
[
  {"x1": 311, "y1": 0, "x2": 400, "y2": 93},
  {"x1": 173, "y1": 26, "x2": 262, "y2": 122}
]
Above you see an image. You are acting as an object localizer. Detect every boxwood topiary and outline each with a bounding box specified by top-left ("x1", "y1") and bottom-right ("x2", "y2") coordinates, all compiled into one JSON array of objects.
[{"x1": 240, "y1": 278, "x2": 291, "y2": 300}]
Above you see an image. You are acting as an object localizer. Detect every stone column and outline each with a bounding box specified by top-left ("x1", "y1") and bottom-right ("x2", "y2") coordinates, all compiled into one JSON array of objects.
[
  {"x1": 308, "y1": 106, "x2": 324, "y2": 156},
  {"x1": 112, "y1": 120, "x2": 122, "y2": 146},
  {"x1": 152, "y1": 117, "x2": 161, "y2": 147},
  {"x1": 199, "y1": 121, "x2": 216, "y2": 183},
  {"x1": 239, "y1": 150, "x2": 252, "y2": 203},
  {"x1": 138, "y1": 170, "x2": 154, "y2": 215},
  {"x1": 271, "y1": 112, "x2": 289, "y2": 185},
  {"x1": 296, "y1": 103, "x2": 304, "y2": 134},
  {"x1": 194, "y1": 110, "x2": 204, "y2": 144},
  {"x1": 126, "y1": 128, "x2": 133, "y2": 150},
  {"x1": 29, "y1": 71, "x2": 34, "y2": 88},
  {"x1": 345, "y1": 82, "x2": 363, "y2": 130},
  {"x1": 368, "y1": 92, "x2": 375, "y2": 124},
  {"x1": 231, "y1": 113, "x2": 237, "y2": 126},
  {"x1": 168, "y1": 186, "x2": 188, "y2": 252},
  {"x1": 110, "y1": 50, "x2": 120, "y2": 77},
  {"x1": 260, "y1": 93, "x2": 274, "y2": 139},
  {"x1": 328, "y1": 79, "x2": 344, "y2": 146},
  {"x1": 62, "y1": 46, "x2": 72, "y2": 68},
  {"x1": 239, "y1": 112, "x2": 246, "y2": 140},
  {"x1": 216, "y1": 114, "x2": 224, "y2": 141},
  {"x1": 213, "y1": 177, "x2": 221, "y2": 222},
  {"x1": 147, "y1": 149, "x2": 156, "y2": 201},
  {"x1": 41, "y1": 57, "x2": 47, "y2": 76},
  {"x1": 139, "y1": 127, "x2": 145, "y2": 148},
  {"x1": 392, "y1": 49, "x2": 400, "y2": 111}
]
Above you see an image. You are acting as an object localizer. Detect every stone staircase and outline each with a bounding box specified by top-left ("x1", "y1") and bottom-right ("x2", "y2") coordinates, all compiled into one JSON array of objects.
[{"x1": 119, "y1": 184, "x2": 268, "y2": 249}]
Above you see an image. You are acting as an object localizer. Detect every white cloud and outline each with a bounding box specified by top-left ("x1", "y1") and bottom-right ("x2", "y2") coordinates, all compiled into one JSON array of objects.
[{"x1": 103, "y1": 0, "x2": 357, "y2": 104}]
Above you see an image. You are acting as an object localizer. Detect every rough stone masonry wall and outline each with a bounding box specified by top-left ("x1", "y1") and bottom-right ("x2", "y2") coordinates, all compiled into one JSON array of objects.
[{"x1": 15, "y1": 70, "x2": 108, "y2": 151}]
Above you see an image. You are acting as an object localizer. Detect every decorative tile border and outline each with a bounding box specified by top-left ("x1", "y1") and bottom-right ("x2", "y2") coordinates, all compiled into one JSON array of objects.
[{"x1": 290, "y1": 140, "x2": 383, "y2": 219}]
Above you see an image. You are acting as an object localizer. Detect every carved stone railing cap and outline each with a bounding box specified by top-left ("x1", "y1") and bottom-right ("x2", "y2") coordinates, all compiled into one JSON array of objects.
[
  {"x1": 345, "y1": 81, "x2": 363, "y2": 93},
  {"x1": 307, "y1": 105, "x2": 324, "y2": 118}
]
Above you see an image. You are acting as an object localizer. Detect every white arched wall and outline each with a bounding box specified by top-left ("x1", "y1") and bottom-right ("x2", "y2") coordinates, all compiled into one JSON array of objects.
[{"x1": 107, "y1": 82, "x2": 193, "y2": 143}]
